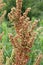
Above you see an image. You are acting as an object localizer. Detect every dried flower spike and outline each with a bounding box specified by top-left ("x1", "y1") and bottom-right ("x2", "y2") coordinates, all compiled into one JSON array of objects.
[
  {"x1": 8, "y1": 0, "x2": 43, "y2": 65},
  {"x1": 0, "y1": 49, "x2": 4, "y2": 65}
]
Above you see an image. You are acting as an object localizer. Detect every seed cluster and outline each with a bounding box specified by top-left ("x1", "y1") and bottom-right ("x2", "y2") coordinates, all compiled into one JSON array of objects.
[{"x1": 8, "y1": 0, "x2": 41, "y2": 65}]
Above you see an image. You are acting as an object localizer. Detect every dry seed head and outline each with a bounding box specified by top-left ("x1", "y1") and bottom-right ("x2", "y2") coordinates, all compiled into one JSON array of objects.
[
  {"x1": 23, "y1": 8, "x2": 31, "y2": 18},
  {"x1": 0, "y1": 49, "x2": 4, "y2": 65},
  {"x1": 0, "y1": 2, "x2": 6, "y2": 10},
  {"x1": 8, "y1": 0, "x2": 41, "y2": 65},
  {"x1": 0, "y1": 0, "x2": 3, "y2": 3},
  {"x1": 11, "y1": 7, "x2": 16, "y2": 12}
]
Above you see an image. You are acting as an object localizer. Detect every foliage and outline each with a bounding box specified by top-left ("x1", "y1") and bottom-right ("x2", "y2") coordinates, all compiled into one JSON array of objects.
[{"x1": 0, "y1": 0, "x2": 43, "y2": 65}]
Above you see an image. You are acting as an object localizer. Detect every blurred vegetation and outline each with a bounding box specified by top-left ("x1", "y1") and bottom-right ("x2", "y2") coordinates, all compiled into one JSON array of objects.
[{"x1": 0, "y1": 0, "x2": 43, "y2": 65}]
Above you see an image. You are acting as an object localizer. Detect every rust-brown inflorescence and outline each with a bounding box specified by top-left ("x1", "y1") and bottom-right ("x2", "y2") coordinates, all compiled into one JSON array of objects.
[
  {"x1": 0, "y1": 32, "x2": 4, "y2": 65},
  {"x1": 0, "y1": 49, "x2": 4, "y2": 65},
  {"x1": 0, "y1": 0, "x2": 6, "y2": 23},
  {"x1": 8, "y1": 0, "x2": 43, "y2": 65},
  {"x1": 0, "y1": 0, "x2": 5, "y2": 10}
]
